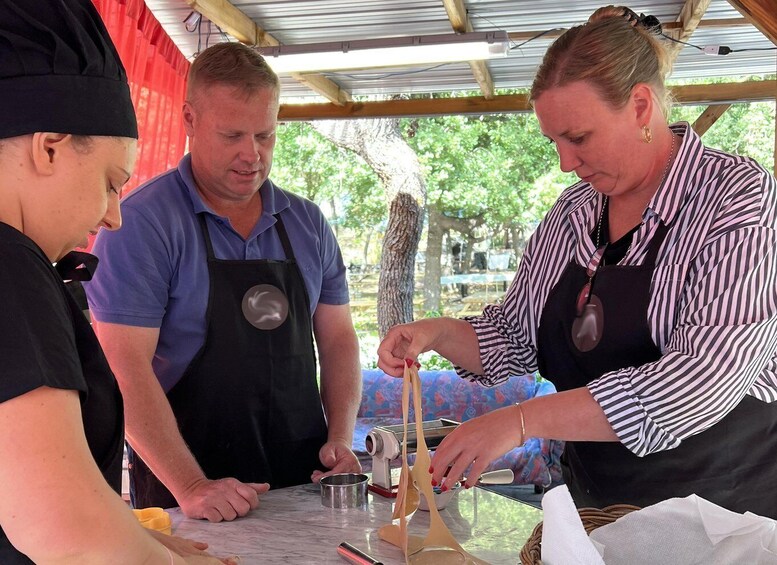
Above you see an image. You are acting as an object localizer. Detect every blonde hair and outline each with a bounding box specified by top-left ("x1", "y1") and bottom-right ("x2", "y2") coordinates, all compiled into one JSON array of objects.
[
  {"x1": 530, "y1": 5, "x2": 672, "y2": 116},
  {"x1": 187, "y1": 42, "x2": 279, "y2": 105}
]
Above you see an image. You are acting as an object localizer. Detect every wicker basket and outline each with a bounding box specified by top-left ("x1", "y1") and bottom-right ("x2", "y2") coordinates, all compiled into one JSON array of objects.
[{"x1": 519, "y1": 504, "x2": 640, "y2": 565}]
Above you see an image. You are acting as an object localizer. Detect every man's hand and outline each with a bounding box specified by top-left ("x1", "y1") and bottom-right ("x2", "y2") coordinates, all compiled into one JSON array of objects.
[
  {"x1": 177, "y1": 477, "x2": 270, "y2": 522},
  {"x1": 311, "y1": 440, "x2": 361, "y2": 483}
]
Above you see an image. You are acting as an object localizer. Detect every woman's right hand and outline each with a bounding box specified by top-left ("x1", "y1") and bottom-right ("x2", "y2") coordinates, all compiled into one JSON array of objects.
[{"x1": 377, "y1": 319, "x2": 444, "y2": 376}]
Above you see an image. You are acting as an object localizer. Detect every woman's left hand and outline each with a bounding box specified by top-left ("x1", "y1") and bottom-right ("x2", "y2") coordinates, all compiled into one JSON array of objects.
[{"x1": 430, "y1": 406, "x2": 524, "y2": 490}]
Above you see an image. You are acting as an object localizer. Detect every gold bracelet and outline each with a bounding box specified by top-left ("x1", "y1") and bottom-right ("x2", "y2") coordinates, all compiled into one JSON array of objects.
[{"x1": 516, "y1": 403, "x2": 526, "y2": 445}]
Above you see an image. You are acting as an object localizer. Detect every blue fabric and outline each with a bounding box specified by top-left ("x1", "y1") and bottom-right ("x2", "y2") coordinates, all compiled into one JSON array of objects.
[
  {"x1": 85, "y1": 154, "x2": 349, "y2": 391},
  {"x1": 353, "y1": 370, "x2": 564, "y2": 487}
]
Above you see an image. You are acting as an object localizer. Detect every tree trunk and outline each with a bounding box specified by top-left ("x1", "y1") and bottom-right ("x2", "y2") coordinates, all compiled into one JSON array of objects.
[
  {"x1": 329, "y1": 197, "x2": 338, "y2": 237},
  {"x1": 511, "y1": 225, "x2": 527, "y2": 261},
  {"x1": 311, "y1": 119, "x2": 426, "y2": 336},
  {"x1": 379, "y1": 192, "x2": 423, "y2": 335},
  {"x1": 421, "y1": 209, "x2": 486, "y2": 313},
  {"x1": 362, "y1": 231, "x2": 372, "y2": 269},
  {"x1": 423, "y1": 209, "x2": 445, "y2": 313}
]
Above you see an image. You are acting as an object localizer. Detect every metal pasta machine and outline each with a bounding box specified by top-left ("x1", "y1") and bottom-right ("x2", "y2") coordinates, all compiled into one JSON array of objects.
[{"x1": 365, "y1": 418, "x2": 459, "y2": 498}]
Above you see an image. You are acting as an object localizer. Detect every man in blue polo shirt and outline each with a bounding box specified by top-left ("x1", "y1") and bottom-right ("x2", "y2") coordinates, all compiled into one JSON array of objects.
[{"x1": 86, "y1": 42, "x2": 362, "y2": 522}]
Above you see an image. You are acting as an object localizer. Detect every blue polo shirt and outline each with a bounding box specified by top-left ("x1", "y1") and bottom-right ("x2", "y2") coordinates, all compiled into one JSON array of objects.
[{"x1": 86, "y1": 154, "x2": 349, "y2": 391}]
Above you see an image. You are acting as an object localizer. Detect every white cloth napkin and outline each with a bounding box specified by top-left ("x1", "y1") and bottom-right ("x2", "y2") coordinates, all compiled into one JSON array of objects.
[
  {"x1": 540, "y1": 486, "x2": 777, "y2": 564},
  {"x1": 540, "y1": 484, "x2": 605, "y2": 565},
  {"x1": 590, "y1": 494, "x2": 777, "y2": 564}
]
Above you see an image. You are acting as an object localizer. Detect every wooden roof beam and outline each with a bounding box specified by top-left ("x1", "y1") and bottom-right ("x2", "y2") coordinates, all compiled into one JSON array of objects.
[
  {"x1": 727, "y1": 0, "x2": 777, "y2": 44},
  {"x1": 665, "y1": 0, "x2": 713, "y2": 64},
  {"x1": 672, "y1": 79, "x2": 776, "y2": 104},
  {"x1": 277, "y1": 80, "x2": 776, "y2": 121},
  {"x1": 442, "y1": 0, "x2": 496, "y2": 99},
  {"x1": 185, "y1": 0, "x2": 274, "y2": 46},
  {"x1": 184, "y1": 0, "x2": 351, "y2": 105}
]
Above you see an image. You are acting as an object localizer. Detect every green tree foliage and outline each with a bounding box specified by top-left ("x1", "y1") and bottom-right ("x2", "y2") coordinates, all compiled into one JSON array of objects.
[
  {"x1": 274, "y1": 111, "x2": 575, "y2": 266},
  {"x1": 274, "y1": 98, "x2": 774, "y2": 264},
  {"x1": 667, "y1": 74, "x2": 775, "y2": 172},
  {"x1": 273, "y1": 122, "x2": 384, "y2": 232},
  {"x1": 404, "y1": 112, "x2": 573, "y2": 245},
  {"x1": 670, "y1": 101, "x2": 775, "y2": 172}
]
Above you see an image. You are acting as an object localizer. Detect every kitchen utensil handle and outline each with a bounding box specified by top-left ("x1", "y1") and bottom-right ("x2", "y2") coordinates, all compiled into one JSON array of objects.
[
  {"x1": 337, "y1": 542, "x2": 384, "y2": 565},
  {"x1": 477, "y1": 468, "x2": 514, "y2": 485}
]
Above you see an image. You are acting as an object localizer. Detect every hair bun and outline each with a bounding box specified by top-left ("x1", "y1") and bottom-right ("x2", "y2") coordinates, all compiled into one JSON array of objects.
[
  {"x1": 637, "y1": 13, "x2": 663, "y2": 34},
  {"x1": 588, "y1": 5, "x2": 662, "y2": 34}
]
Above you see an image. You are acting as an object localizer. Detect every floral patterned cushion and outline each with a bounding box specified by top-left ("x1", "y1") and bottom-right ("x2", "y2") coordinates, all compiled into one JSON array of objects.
[{"x1": 353, "y1": 370, "x2": 563, "y2": 487}]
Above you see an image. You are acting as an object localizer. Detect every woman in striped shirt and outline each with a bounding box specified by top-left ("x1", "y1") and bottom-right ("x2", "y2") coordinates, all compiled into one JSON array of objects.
[{"x1": 378, "y1": 5, "x2": 777, "y2": 517}]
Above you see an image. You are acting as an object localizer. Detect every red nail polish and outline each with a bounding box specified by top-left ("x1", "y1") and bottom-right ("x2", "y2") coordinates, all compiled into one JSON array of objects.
[
  {"x1": 441, "y1": 485, "x2": 448, "y2": 492},
  {"x1": 428, "y1": 467, "x2": 434, "y2": 474},
  {"x1": 415, "y1": 361, "x2": 421, "y2": 369},
  {"x1": 405, "y1": 358, "x2": 413, "y2": 367},
  {"x1": 431, "y1": 479, "x2": 437, "y2": 486}
]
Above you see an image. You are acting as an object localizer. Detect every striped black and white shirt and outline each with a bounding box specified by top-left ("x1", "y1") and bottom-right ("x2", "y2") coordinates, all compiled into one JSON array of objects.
[{"x1": 461, "y1": 122, "x2": 777, "y2": 457}]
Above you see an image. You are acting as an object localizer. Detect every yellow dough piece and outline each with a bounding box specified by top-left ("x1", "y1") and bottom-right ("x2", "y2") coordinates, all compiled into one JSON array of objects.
[{"x1": 378, "y1": 364, "x2": 489, "y2": 565}]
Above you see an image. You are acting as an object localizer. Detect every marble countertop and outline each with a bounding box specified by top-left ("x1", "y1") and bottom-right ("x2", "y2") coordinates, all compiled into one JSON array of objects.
[{"x1": 169, "y1": 483, "x2": 543, "y2": 564}]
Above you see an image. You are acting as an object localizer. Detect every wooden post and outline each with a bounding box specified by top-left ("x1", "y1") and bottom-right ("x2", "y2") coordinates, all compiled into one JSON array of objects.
[{"x1": 692, "y1": 104, "x2": 731, "y2": 136}]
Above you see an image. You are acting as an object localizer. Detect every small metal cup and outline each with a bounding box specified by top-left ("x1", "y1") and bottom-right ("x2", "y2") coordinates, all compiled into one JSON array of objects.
[{"x1": 320, "y1": 473, "x2": 369, "y2": 508}]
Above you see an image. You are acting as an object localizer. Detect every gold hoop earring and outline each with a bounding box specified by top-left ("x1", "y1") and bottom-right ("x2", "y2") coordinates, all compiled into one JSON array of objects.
[{"x1": 642, "y1": 125, "x2": 653, "y2": 144}]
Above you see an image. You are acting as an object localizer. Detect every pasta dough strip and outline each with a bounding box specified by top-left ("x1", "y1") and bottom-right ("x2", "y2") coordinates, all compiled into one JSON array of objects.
[{"x1": 378, "y1": 364, "x2": 489, "y2": 564}]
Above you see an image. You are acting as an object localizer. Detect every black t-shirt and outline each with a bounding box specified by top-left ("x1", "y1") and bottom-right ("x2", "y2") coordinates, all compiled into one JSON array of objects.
[
  {"x1": 0, "y1": 222, "x2": 124, "y2": 563},
  {"x1": 589, "y1": 198, "x2": 640, "y2": 266}
]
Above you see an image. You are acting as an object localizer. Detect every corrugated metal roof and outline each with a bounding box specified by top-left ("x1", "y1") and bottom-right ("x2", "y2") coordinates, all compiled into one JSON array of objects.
[{"x1": 144, "y1": 0, "x2": 776, "y2": 103}]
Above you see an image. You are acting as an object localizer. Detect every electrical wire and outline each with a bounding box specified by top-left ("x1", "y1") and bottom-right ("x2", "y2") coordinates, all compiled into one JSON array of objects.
[
  {"x1": 469, "y1": 10, "x2": 563, "y2": 51},
  {"x1": 510, "y1": 28, "x2": 566, "y2": 51},
  {"x1": 725, "y1": 46, "x2": 777, "y2": 52},
  {"x1": 215, "y1": 24, "x2": 231, "y2": 43},
  {"x1": 184, "y1": 12, "x2": 234, "y2": 58},
  {"x1": 195, "y1": 14, "x2": 202, "y2": 56},
  {"x1": 330, "y1": 63, "x2": 453, "y2": 80},
  {"x1": 661, "y1": 34, "x2": 703, "y2": 50},
  {"x1": 661, "y1": 32, "x2": 776, "y2": 54}
]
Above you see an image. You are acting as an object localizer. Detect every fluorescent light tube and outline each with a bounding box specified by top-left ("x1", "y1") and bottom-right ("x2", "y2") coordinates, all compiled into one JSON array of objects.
[{"x1": 257, "y1": 31, "x2": 509, "y2": 74}]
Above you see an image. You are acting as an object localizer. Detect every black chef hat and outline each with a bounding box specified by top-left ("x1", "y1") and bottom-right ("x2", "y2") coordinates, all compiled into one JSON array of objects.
[{"x1": 0, "y1": 0, "x2": 138, "y2": 140}]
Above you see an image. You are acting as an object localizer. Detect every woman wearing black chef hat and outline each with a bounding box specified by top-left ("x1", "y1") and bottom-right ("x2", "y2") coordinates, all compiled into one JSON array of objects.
[{"x1": 0, "y1": 1, "x2": 234, "y2": 563}]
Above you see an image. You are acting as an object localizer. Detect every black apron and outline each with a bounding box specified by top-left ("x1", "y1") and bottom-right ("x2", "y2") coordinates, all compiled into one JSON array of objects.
[
  {"x1": 536, "y1": 222, "x2": 777, "y2": 517},
  {"x1": 58, "y1": 253, "x2": 125, "y2": 494},
  {"x1": 129, "y1": 213, "x2": 328, "y2": 508}
]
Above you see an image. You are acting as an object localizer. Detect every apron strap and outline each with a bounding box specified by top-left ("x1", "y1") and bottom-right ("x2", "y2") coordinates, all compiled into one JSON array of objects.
[
  {"x1": 642, "y1": 221, "x2": 670, "y2": 268},
  {"x1": 196, "y1": 213, "x2": 217, "y2": 261},
  {"x1": 272, "y1": 213, "x2": 296, "y2": 261},
  {"x1": 196, "y1": 211, "x2": 297, "y2": 262}
]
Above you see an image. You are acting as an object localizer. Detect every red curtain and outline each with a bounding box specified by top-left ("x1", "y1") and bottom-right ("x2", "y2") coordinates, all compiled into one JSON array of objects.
[{"x1": 93, "y1": 0, "x2": 190, "y2": 191}]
